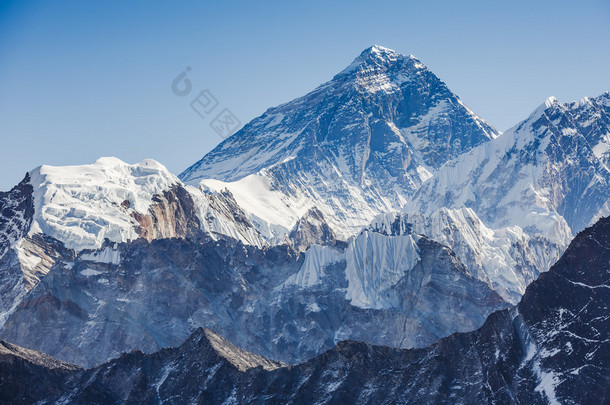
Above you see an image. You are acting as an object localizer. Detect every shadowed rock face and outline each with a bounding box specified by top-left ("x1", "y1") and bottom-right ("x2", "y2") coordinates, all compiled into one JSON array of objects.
[
  {"x1": 0, "y1": 174, "x2": 34, "y2": 260},
  {"x1": 1, "y1": 216, "x2": 609, "y2": 404},
  {"x1": 0, "y1": 174, "x2": 37, "y2": 323},
  {"x1": 0, "y1": 236, "x2": 301, "y2": 367},
  {"x1": 0, "y1": 229, "x2": 506, "y2": 369},
  {"x1": 0, "y1": 340, "x2": 79, "y2": 404}
]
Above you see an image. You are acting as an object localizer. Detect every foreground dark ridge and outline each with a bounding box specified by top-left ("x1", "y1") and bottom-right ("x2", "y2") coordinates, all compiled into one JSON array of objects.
[{"x1": 2, "y1": 216, "x2": 610, "y2": 404}]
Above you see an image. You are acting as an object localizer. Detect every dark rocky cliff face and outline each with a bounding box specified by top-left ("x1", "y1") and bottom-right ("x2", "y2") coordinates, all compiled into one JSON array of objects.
[
  {"x1": 0, "y1": 174, "x2": 34, "y2": 260},
  {"x1": 2, "y1": 216, "x2": 608, "y2": 404},
  {"x1": 0, "y1": 340, "x2": 79, "y2": 404},
  {"x1": 0, "y1": 229, "x2": 506, "y2": 368},
  {"x1": 0, "y1": 174, "x2": 37, "y2": 322}
]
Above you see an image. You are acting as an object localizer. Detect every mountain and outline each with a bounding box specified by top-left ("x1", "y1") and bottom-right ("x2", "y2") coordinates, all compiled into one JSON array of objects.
[
  {"x1": 0, "y1": 226, "x2": 506, "y2": 367},
  {"x1": 3, "y1": 215, "x2": 610, "y2": 404},
  {"x1": 368, "y1": 208, "x2": 564, "y2": 303},
  {"x1": 180, "y1": 45, "x2": 499, "y2": 239},
  {"x1": 0, "y1": 47, "x2": 516, "y2": 369},
  {"x1": 0, "y1": 339, "x2": 79, "y2": 404},
  {"x1": 27, "y1": 157, "x2": 264, "y2": 251},
  {"x1": 0, "y1": 157, "x2": 266, "y2": 324},
  {"x1": 0, "y1": 175, "x2": 36, "y2": 325},
  {"x1": 287, "y1": 207, "x2": 336, "y2": 252},
  {"x1": 405, "y1": 92, "x2": 610, "y2": 246}
]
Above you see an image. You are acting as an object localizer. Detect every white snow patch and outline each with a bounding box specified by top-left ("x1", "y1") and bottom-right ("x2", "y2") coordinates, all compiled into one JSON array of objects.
[
  {"x1": 283, "y1": 245, "x2": 343, "y2": 288},
  {"x1": 306, "y1": 302, "x2": 321, "y2": 313},
  {"x1": 28, "y1": 157, "x2": 179, "y2": 251},
  {"x1": 80, "y1": 247, "x2": 121, "y2": 264},
  {"x1": 345, "y1": 231, "x2": 420, "y2": 309},
  {"x1": 80, "y1": 268, "x2": 104, "y2": 277},
  {"x1": 535, "y1": 371, "x2": 560, "y2": 404}
]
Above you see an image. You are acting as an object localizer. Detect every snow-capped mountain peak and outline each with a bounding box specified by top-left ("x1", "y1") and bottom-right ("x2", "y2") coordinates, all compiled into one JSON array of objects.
[
  {"x1": 28, "y1": 157, "x2": 181, "y2": 251},
  {"x1": 337, "y1": 44, "x2": 415, "y2": 78},
  {"x1": 405, "y1": 91, "x2": 610, "y2": 246},
  {"x1": 180, "y1": 46, "x2": 499, "y2": 240}
]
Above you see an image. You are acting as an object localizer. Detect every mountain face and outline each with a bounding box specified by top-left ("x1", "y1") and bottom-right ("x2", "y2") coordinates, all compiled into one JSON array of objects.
[
  {"x1": 406, "y1": 92, "x2": 610, "y2": 246},
  {"x1": 368, "y1": 208, "x2": 564, "y2": 303},
  {"x1": 0, "y1": 46, "x2": 513, "y2": 370},
  {"x1": 287, "y1": 207, "x2": 336, "y2": 252},
  {"x1": 0, "y1": 339, "x2": 79, "y2": 404},
  {"x1": 181, "y1": 45, "x2": 498, "y2": 239},
  {"x1": 0, "y1": 227, "x2": 505, "y2": 368},
  {"x1": 0, "y1": 174, "x2": 48, "y2": 326},
  {"x1": 1, "y1": 43, "x2": 608, "y2": 404},
  {"x1": 3, "y1": 215, "x2": 610, "y2": 404},
  {"x1": 0, "y1": 157, "x2": 268, "y2": 324}
]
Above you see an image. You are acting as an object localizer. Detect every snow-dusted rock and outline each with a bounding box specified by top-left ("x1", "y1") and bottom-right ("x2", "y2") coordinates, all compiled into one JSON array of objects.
[
  {"x1": 0, "y1": 228, "x2": 506, "y2": 367},
  {"x1": 368, "y1": 208, "x2": 564, "y2": 303},
  {"x1": 0, "y1": 158, "x2": 268, "y2": 327},
  {"x1": 8, "y1": 216, "x2": 610, "y2": 404}
]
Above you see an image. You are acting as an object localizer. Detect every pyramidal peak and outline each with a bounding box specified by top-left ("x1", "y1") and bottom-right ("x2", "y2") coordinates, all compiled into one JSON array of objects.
[
  {"x1": 180, "y1": 45, "x2": 499, "y2": 239},
  {"x1": 543, "y1": 95, "x2": 559, "y2": 108},
  {"x1": 360, "y1": 44, "x2": 400, "y2": 60},
  {"x1": 337, "y1": 44, "x2": 424, "y2": 78}
]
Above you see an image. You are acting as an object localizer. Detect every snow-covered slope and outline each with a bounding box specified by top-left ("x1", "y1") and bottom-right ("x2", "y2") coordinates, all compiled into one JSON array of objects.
[
  {"x1": 368, "y1": 208, "x2": 564, "y2": 303},
  {"x1": 29, "y1": 157, "x2": 180, "y2": 251},
  {"x1": 405, "y1": 92, "x2": 610, "y2": 245},
  {"x1": 181, "y1": 45, "x2": 499, "y2": 239},
  {"x1": 284, "y1": 231, "x2": 421, "y2": 309},
  {"x1": 28, "y1": 157, "x2": 264, "y2": 250}
]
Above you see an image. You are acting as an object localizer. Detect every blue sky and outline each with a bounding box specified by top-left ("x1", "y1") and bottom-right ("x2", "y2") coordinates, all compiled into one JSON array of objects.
[{"x1": 0, "y1": 0, "x2": 609, "y2": 189}]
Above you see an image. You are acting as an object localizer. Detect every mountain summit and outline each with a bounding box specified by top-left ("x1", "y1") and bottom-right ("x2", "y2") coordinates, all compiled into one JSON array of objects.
[
  {"x1": 180, "y1": 46, "x2": 498, "y2": 238},
  {"x1": 405, "y1": 91, "x2": 610, "y2": 244}
]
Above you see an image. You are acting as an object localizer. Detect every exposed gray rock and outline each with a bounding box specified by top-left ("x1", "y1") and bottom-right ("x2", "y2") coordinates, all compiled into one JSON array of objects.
[
  {"x1": 0, "y1": 230, "x2": 506, "y2": 368},
  {"x1": 288, "y1": 207, "x2": 336, "y2": 252},
  {"x1": 3, "y1": 216, "x2": 610, "y2": 404}
]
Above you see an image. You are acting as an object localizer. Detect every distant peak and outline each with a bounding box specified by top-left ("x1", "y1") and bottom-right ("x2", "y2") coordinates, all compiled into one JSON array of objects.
[
  {"x1": 529, "y1": 96, "x2": 560, "y2": 120},
  {"x1": 597, "y1": 91, "x2": 610, "y2": 106},
  {"x1": 361, "y1": 44, "x2": 399, "y2": 57},
  {"x1": 94, "y1": 156, "x2": 127, "y2": 166},
  {"x1": 183, "y1": 328, "x2": 284, "y2": 371},
  {"x1": 338, "y1": 45, "x2": 423, "y2": 77},
  {"x1": 544, "y1": 96, "x2": 558, "y2": 108}
]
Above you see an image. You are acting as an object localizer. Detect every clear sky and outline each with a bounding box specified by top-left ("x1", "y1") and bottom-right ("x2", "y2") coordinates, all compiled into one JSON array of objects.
[{"x1": 1, "y1": 0, "x2": 609, "y2": 190}]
